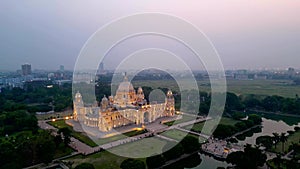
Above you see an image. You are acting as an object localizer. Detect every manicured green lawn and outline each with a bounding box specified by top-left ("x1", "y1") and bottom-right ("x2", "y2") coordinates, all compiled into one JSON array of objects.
[
  {"x1": 160, "y1": 129, "x2": 189, "y2": 141},
  {"x1": 48, "y1": 119, "x2": 70, "y2": 128},
  {"x1": 160, "y1": 129, "x2": 206, "y2": 143},
  {"x1": 48, "y1": 120, "x2": 98, "y2": 147},
  {"x1": 65, "y1": 137, "x2": 170, "y2": 169},
  {"x1": 109, "y1": 137, "x2": 170, "y2": 158},
  {"x1": 96, "y1": 129, "x2": 147, "y2": 145},
  {"x1": 184, "y1": 117, "x2": 240, "y2": 134},
  {"x1": 66, "y1": 150, "x2": 128, "y2": 169},
  {"x1": 163, "y1": 115, "x2": 195, "y2": 126}
]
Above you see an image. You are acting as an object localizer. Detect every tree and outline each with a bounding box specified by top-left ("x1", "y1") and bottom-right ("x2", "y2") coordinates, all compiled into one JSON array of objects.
[
  {"x1": 180, "y1": 136, "x2": 200, "y2": 153},
  {"x1": 272, "y1": 132, "x2": 280, "y2": 149},
  {"x1": 163, "y1": 153, "x2": 202, "y2": 169},
  {"x1": 248, "y1": 114, "x2": 262, "y2": 125},
  {"x1": 225, "y1": 92, "x2": 244, "y2": 112},
  {"x1": 146, "y1": 154, "x2": 165, "y2": 168},
  {"x1": 54, "y1": 135, "x2": 63, "y2": 148},
  {"x1": 74, "y1": 163, "x2": 95, "y2": 169},
  {"x1": 58, "y1": 127, "x2": 71, "y2": 145},
  {"x1": 273, "y1": 154, "x2": 282, "y2": 168},
  {"x1": 256, "y1": 136, "x2": 273, "y2": 150},
  {"x1": 162, "y1": 143, "x2": 184, "y2": 160},
  {"x1": 213, "y1": 124, "x2": 236, "y2": 139},
  {"x1": 226, "y1": 144, "x2": 267, "y2": 169},
  {"x1": 280, "y1": 133, "x2": 288, "y2": 152},
  {"x1": 35, "y1": 131, "x2": 56, "y2": 164},
  {"x1": 120, "y1": 159, "x2": 146, "y2": 169},
  {"x1": 242, "y1": 94, "x2": 261, "y2": 108}
]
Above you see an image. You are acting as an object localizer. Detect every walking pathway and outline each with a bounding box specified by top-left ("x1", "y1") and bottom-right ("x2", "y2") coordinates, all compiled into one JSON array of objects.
[
  {"x1": 38, "y1": 115, "x2": 211, "y2": 155},
  {"x1": 176, "y1": 127, "x2": 210, "y2": 139}
]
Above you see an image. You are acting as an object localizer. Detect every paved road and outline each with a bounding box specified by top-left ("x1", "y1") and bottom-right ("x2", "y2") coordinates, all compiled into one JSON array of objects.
[
  {"x1": 176, "y1": 127, "x2": 210, "y2": 139},
  {"x1": 170, "y1": 116, "x2": 212, "y2": 129},
  {"x1": 38, "y1": 120, "x2": 57, "y2": 131}
]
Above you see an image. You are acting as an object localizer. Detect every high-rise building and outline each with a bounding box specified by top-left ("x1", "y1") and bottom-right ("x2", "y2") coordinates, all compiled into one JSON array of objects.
[
  {"x1": 21, "y1": 64, "x2": 32, "y2": 76},
  {"x1": 59, "y1": 65, "x2": 64, "y2": 72},
  {"x1": 99, "y1": 62, "x2": 104, "y2": 71}
]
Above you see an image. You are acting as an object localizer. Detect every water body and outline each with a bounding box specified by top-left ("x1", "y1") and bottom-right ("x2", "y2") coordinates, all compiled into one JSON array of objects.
[
  {"x1": 191, "y1": 115, "x2": 300, "y2": 169},
  {"x1": 193, "y1": 154, "x2": 229, "y2": 169},
  {"x1": 238, "y1": 117, "x2": 300, "y2": 145}
]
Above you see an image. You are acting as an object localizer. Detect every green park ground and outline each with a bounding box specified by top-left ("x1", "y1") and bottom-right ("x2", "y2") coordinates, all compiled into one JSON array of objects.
[
  {"x1": 65, "y1": 137, "x2": 171, "y2": 169},
  {"x1": 163, "y1": 114, "x2": 195, "y2": 126},
  {"x1": 133, "y1": 79, "x2": 300, "y2": 98},
  {"x1": 184, "y1": 117, "x2": 240, "y2": 134},
  {"x1": 48, "y1": 120, "x2": 148, "y2": 147},
  {"x1": 160, "y1": 129, "x2": 206, "y2": 143}
]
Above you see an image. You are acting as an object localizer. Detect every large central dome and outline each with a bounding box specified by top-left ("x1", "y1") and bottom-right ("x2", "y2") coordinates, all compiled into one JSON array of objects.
[
  {"x1": 117, "y1": 75, "x2": 134, "y2": 92},
  {"x1": 114, "y1": 74, "x2": 137, "y2": 107}
]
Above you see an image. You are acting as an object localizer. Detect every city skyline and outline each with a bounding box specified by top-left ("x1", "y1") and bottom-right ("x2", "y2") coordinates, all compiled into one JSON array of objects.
[{"x1": 0, "y1": 1, "x2": 300, "y2": 71}]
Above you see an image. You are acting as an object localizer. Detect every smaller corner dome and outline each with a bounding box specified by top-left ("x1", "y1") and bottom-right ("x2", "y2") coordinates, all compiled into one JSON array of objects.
[
  {"x1": 75, "y1": 91, "x2": 82, "y2": 98},
  {"x1": 102, "y1": 95, "x2": 108, "y2": 101},
  {"x1": 138, "y1": 87, "x2": 143, "y2": 92},
  {"x1": 167, "y1": 90, "x2": 173, "y2": 95}
]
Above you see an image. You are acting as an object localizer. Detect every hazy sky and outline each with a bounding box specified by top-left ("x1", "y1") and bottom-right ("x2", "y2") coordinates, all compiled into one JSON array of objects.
[{"x1": 0, "y1": 1, "x2": 300, "y2": 71}]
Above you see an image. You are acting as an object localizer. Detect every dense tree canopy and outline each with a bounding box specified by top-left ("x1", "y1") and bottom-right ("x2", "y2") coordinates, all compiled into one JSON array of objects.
[
  {"x1": 146, "y1": 154, "x2": 166, "y2": 169},
  {"x1": 227, "y1": 144, "x2": 267, "y2": 169},
  {"x1": 0, "y1": 130, "x2": 59, "y2": 168},
  {"x1": 120, "y1": 159, "x2": 145, "y2": 169},
  {"x1": 256, "y1": 136, "x2": 273, "y2": 150},
  {"x1": 74, "y1": 163, "x2": 95, "y2": 169},
  {"x1": 180, "y1": 136, "x2": 201, "y2": 153},
  {"x1": 162, "y1": 143, "x2": 184, "y2": 161}
]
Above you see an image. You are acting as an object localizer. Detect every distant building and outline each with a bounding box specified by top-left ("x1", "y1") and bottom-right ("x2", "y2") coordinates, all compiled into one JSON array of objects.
[
  {"x1": 59, "y1": 65, "x2": 64, "y2": 72},
  {"x1": 99, "y1": 62, "x2": 104, "y2": 71},
  {"x1": 234, "y1": 74, "x2": 249, "y2": 80},
  {"x1": 21, "y1": 64, "x2": 32, "y2": 76},
  {"x1": 254, "y1": 74, "x2": 268, "y2": 80},
  {"x1": 287, "y1": 67, "x2": 296, "y2": 77}
]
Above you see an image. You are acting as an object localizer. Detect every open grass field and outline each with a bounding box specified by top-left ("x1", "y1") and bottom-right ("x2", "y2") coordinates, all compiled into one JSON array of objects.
[
  {"x1": 48, "y1": 120, "x2": 98, "y2": 147},
  {"x1": 66, "y1": 137, "x2": 171, "y2": 169},
  {"x1": 109, "y1": 137, "x2": 170, "y2": 158},
  {"x1": 159, "y1": 129, "x2": 206, "y2": 143},
  {"x1": 160, "y1": 129, "x2": 191, "y2": 141},
  {"x1": 163, "y1": 115, "x2": 195, "y2": 126},
  {"x1": 184, "y1": 117, "x2": 240, "y2": 134},
  {"x1": 95, "y1": 129, "x2": 147, "y2": 145},
  {"x1": 66, "y1": 150, "x2": 128, "y2": 169},
  {"x1": 133, "y1": 79, "x2": 300, "y2": 98}
]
